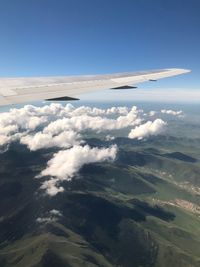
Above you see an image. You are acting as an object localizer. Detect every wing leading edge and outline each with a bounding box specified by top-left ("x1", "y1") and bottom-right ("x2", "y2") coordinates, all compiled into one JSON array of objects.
[{"x1": 0, "y1": 68, "x2": 190, "y2": 106}]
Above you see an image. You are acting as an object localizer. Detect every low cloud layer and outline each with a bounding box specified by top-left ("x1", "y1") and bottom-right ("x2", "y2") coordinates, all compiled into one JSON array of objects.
[
  {"x1": 20, "y1": 130, "x2": 80, "y2": 151},
  {"x1": 148, "y1": 111, "x2": 157, "y2": 117},
  {"x1": 0, "y1": 104, "x2": 141, "y2": 149},
  {"x1": 39, "y1": 145, "x2": 117, "y2": 196},
  {"x1": 0, "y1": 103, "x2": 181, "y2": 196},
  {"x1": 36, "y1": 209, "x2": 62, "y2": 224},
  {"x1": 128, "y1": 119, "x2": 166, "y2": 140},
  {"x1": 161, "y1": 109, "x2": 183, "y2": 116}
]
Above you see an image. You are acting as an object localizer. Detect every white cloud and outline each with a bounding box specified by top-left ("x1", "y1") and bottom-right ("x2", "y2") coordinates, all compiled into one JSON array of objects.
[
  {"x1": 105, "y1": 135, "x2": 115, "y2": 141},
  {"x1": 39, "y1": 145, "x2": 117, "y2": 196},
  {"x1": 0, "y1": 104, "x2": 142, "y2": 148},
  {"x1": 0, "y1": 135, "x2": 11, "y2": 146},
  {"x1": 25, "y1": 116, "x2": 47, "y2": 130},
  {"x1": 128, "y1": 119, "x2": 166, "y2": 140},
  {"x1": 36, "y1": 209, "x2": 62, "y2": 224},
  {"x1": 149, "y1": 111, "x2": 157, "y2": 117},
  {"x1": 40, "y1": 144, "x2": 117, "y2": 180},
  {"x1": 42, "y1": 108, "x2": 141, "y2": 135},
  {"x1": 0, "y1": 103, "x2": 172, "y2": 196},
  {"x1": 49, "y1": 209, "x2": 62, "y2": 216},
  {"x1": 0, "y1": 125, "x2": 18, "y2": 135},
  {"x1": 106, "y1": 106, "x2": 129, "y2": 115},
  {"x1": 161, "y1": 109, "x2": 183, "y2": 116},
  {"x1": 40, "y1": 178, "x2": 64, "y2": 196},
  {"x1": 0, "y1": 133, "x2": 24, "y2": 146},
  {"x1": 69, "y1": 105, "x2": 105, "y2": 116},
  {"x1": 20, "y1": 130, "x2": 80, "y2": 151},
  {"x1": 63, "y1": 105, "x2": 129, "y2": 117},
  {"x1": 36, "y1": 217, "x2": 54, "y2": 224}
]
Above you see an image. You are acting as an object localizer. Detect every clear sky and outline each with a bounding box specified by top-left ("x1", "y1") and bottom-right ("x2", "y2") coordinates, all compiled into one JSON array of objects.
[{"x1": 0, "y1": 0, "x2": 199, "y2": 101}]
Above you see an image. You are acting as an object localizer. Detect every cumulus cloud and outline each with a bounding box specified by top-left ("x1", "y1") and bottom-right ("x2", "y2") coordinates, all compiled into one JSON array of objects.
[
  {"x1": 128, "y1": 119, "x2": 166, "y2": 140},
  {"x1": 42, "y1": 106, "x2": 141, "y2": 136},
  {"x1": 66, "y1": 105, "x2": 129, "y2": 117},
  {"x1": 39, "y1": 145, "x2": 117, "y2": 196},
  {"x1": 0, "y1": 132, "x2": 24, "y2": 147},
  {"x1": 105, "y1": 135, "x2": 115, "y2": 141},
  {"x1": 40, "y1": 145, "x2": 117, "y2": 179},
  {"x1": 106, "y1": 106, "x2": 129, "y2": 115},
  {"x1": 161, "y1": 109, "x2": 183, "y2": 116},
  {"x1": 36, "y1": 209, "x2": 62, "y2": 224},
  {"x1": 0, "y1": 104, "x2": 141, "y2": 148},
  {"x1": 0, "y1": 135, "x2": 11, "y2": 146},
  {"x1": 49, "y1": 209, "x2": 62, "y2": 216},
  {"x1": 40, "y1": 178, "x2": 64, "y2": 196},
  {"x1": 149, "y1": 111, "x2": 157, "y2": 117},
  {"x1": 20, "y1": 130, "x2": 80, "y2": 151},
  {"x1": 43, "y1": 114, "x2": 140, "y2": 135},
  {"x1": 0, "y1": 103, "x2": 171, "y2": 196},
  {"x1": 36, "y1": 217, "x2": 54, "y2": 224}
]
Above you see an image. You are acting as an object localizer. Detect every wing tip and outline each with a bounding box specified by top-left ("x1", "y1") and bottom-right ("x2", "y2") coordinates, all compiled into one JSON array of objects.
[{"x1": 166, "y1": 68, "x2": 191, "y2": 74}]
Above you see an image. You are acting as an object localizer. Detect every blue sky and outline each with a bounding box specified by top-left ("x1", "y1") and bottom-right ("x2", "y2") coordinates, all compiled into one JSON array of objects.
[{"x1": 0, "y1": 0, "x2": 199, "y2": 101}]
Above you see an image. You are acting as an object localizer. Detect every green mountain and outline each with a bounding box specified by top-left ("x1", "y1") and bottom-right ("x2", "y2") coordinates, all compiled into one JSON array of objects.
[{"x1": 0, "y1": 135, "x2": 200, "y2": 267}]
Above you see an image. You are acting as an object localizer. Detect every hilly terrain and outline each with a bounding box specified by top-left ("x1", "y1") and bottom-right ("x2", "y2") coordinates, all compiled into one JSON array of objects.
[{"x1": 0, "y1": 132, "x2": 200, "y2": 267}]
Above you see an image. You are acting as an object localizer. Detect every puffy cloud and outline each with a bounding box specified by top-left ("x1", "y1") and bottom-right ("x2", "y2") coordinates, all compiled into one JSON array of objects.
[
  {"x1": 0, "y1": 104, "x2": 141, "y2": 148},
  {"x1": 106, "y1": 106, "x2": 129, "y2": 115},
  {"x1": 0, "y1": 133, "x2": 24, "y2": 147},
  {"x1": 20, "y1": 103, "x2": 65, "y2": 117},
  {"x1": 149, "y1": 111, "x2": 157, "y2": 117},
  {"x1": 43, "y1": 115, "x2": 140, "y2": 135},
  {"x1": 128, "y1": 119, "x2": 166, "y2": 140},
  {"x1": 40, "y1": 144, "x2": 117, "y2": 180},
  {"x1": 43, "y1": 106, "x2": 141, "y2": 135},
  {"x1": 25, "y1": 116, "x2": 47, "y2": 130},
  {"x1": 40, "y1": 178, "x2": 64, "y2": 196},
  {"x1": 0, "y1": 125, "x2": 18, "y2": 136},
  {"x1": 67, "y1": 105, "x2": 129, "y2": 117},
  {"x1": 39, "y1": 145, "x2": 117, "y2": 195},
  {"x1": 0, "y1": 135, "x2": 11, "y2": 146},
  {"x1": 69, "y1": 106, "x2": 105, "y2": 117},
  {"x1": 105, "y1": 135, "x2": 115, "y2": 141},
  {"x1": 49, "y1": 209, "x2": 62, "y2": 216},
  {"x1": 36, "y1": 209, "x2": 62, "y2": 224},
  {"x1": 0, "y1": 106, "x2": 47, "y2": 131},
  {"x1": 36, "y1": 217, "x2": 54, "y2": 224},
  {"x1": 20, "y1": 130, "x2": 80, "y2": 151},
  {"x1": 161, "y1": 109, "x2": 183, "y2": 116},
  {"x1": 0, "y1": 103, "x2": 171, "y2": 196}
]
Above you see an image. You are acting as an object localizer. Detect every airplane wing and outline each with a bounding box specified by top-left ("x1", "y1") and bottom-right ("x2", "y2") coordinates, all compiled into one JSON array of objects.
[{"x1": 0, "y1": 68, "x2": 190, "y2": 106}]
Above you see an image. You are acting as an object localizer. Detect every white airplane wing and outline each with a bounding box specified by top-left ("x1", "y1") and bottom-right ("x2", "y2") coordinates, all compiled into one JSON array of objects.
[{"x1": 0, "y1": 68, "x2": 190, "y2": 106}]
